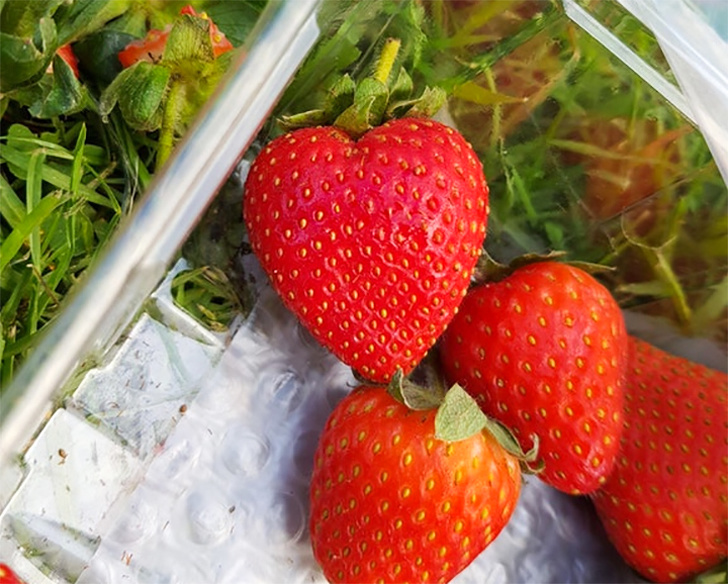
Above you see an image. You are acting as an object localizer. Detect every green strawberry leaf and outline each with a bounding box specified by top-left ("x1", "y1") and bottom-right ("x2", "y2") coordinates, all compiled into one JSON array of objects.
[
  {"x1": 435, "y1": 384, "x2": 543, "y2": 472},
  {"x1": 333, "y1": 95, "x2": 377, "y2": 138},
  {"x1": 0, "y1": 17, "x2": 57, "y2": 92},
  {"x1": 325, "y1": 74, "x2": 357, "y2": 120},
  {"x1": 0, "y1": 0, "x2": 64, "y2": 38},
  {"x1": 279, "y1": 74, "x2": 356, "y2": 132},
  {"x1": 473, "y1": 249, "x2": 565, "y2": 284},
  {"x1": 434, "y1": 383, "x2": 489, "y2": 442},
  {"x1": 100, "y1": 62, "x2": 170, "y2": 132},
  {"x1": 53, "y1": 0, "x2": 131, "y2": 45},
  {"x1": 334, "y1": 77, "x2": 389, "y2": 137},
  {"x1": 278, "y1": 109, "x2": 330, "y2": 133},
  {"x1": 26, "y1": 53, "x2": 89, "y2": 118},
  {"x1": 387, "y1": 368, "x2": 443, "y2": 411}
]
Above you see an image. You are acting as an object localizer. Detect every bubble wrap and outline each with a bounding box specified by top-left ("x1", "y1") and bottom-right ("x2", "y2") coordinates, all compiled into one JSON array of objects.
[{"x1": 76, "y1": 277, "x2": 646, "y2": 584}]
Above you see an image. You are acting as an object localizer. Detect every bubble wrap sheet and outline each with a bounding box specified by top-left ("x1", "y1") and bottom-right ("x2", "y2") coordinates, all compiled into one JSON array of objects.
[{"x1": 76, "y1": 281, "x2": 645, "y2": 584}]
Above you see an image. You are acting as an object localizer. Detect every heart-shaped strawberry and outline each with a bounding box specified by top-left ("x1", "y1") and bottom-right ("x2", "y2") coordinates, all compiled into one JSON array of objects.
[{"x1": 244, "y1": 117, "x2": 489, "y2": 382}]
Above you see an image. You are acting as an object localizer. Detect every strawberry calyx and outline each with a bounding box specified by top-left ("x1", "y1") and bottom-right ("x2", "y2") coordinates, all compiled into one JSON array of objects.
[
  {"x1": 473, "y1": 249, "x2": 614, "y2": 286},
  {"x1": 279, "y1": 37, "x2": 446, "y2": 137},
  {"x1": 436, "y1": 384, "x2": 544, "y2": 474},
  {"x1": 388, "y1": 367, "x2": 446, "y2": 411},
  {"x1": 387, "y1": 368, "x2": 543, "y2": 474}
]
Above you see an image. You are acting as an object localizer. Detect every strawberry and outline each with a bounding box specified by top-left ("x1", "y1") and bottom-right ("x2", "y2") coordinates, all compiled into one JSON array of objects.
[
  {"x1": 438, "y1": 260, "x2": 628, "y2": 494},
  {"x1": 244, "y1": 117, "x2": 489, "y2": 383},
  {"x1": 590, "y1": 336, "x2": 728, "y2": 583},
  {"x1": 309, "y1": 384, "x2": 522, "y2": 584},
  {"x1": 118, "y1": 5, "x2": 233, "y2": 68},
  {"x1": 50, "y1": 44, "x2": 79, "y2": 78},
  {"x1": 0, "y1": 564, "x2": 24, "y2": 584},
  {"x1": 557, "y1": 117, "x2": 691, "y2": 223}
]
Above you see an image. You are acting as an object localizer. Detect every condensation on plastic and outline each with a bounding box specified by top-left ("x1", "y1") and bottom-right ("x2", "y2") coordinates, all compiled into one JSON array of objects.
[
  {"x1": 0, "y1": 0, "x2": 323, "y2": 474},
  {"x1": 563, "y1": 0, "x2": 728, "y2": 182}
]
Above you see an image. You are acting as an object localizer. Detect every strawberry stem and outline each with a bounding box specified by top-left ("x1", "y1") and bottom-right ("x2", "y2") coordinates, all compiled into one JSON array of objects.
[
  {"x1": 156, "y1": 79, "x2": 185, "y2": 170},
  {"x1": 373, "y1": 38, "x2": 401, "y2": 85}
]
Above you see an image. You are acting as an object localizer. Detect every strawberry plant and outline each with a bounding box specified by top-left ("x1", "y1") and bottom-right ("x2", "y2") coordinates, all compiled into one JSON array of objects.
[
  {"x1": 591, "y1": 336, "x2": 728, "y2": 583},
  {"x1": 309, "y1": 382, "x2": 530, "y2": 584},
  {"x1": 100, "y1": 4, "x2": 236, "y2": 170},
  {"x1": 439, "y1": 260, "x2": 628, "y2": 495}
]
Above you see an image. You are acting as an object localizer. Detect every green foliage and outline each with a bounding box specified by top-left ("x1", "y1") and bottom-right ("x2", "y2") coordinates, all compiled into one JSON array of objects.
[
  {"x1": 0, "y1": 123, "x2": 124, "y2": 387},
  {"x1": 0, "y1": 0, "x2": 264, "y2": 387}
]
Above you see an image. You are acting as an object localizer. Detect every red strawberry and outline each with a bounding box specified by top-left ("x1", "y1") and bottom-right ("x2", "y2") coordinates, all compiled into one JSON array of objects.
[
  {"x1": 50, "y1": 44, "x2": 79, "y2": 77},
  {"x1": 118, "y1": 5, "x2": 233, "y2": 68},
  {"x1": 309, "y1": 384, "x2": 521, "y2": 584},
  {"x1": 244, "y1": 117, "x2": 489, "y2": 383},
  {"x1": 438, "y1": 261, "x2": 628, "y2": 494},
  {"x1": 0, "y1": 564, "x2": 24, "y2": 584},
  {"x1": 591, "y1": 336, "x2": 728, "y2": 583}
]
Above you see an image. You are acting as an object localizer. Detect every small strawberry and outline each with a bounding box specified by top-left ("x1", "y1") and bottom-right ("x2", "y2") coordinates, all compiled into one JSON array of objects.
[
  {"x1": 244, "y1": 117, "x2": 489, "y2": 383},
  {"x1": 591, "y1": 336, "x2": 728, "y2": 583},
  {"x1": 309, "y1": 384, "x2": 522, "y2": 584},
  {"x1": 0, "y1": 564, "x2": 24, "y2": 584},
  {"x1": 439, "y1": 260, "x2": 628, "y2": 494},
  {"x1": 57, "y1": 44, "x2": 80, "y2": 77},
  {"x1": 46, "y1": 44, "x2": 79, "y2": 77}
]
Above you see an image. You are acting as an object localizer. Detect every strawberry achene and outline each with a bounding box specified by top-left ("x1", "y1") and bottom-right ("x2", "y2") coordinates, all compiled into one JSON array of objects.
[
  {"x1": 591, "y1": 337, "x2": 728, "y2": 583},
  {"x1": 309, "y1": 385, "x2": 521, "y2": 584},
  {"x1": 439, "y1": 261, "x2": 628, "y2": 494},
  {"x1": 244, "y1": 117, "x2": 489, "y2": 383}
]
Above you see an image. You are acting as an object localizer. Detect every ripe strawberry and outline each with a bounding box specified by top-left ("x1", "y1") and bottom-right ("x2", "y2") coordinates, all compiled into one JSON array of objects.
[
  {"x1": 49, "y1": 44, "x2": 79, "y2": 77},
  {"x1": 244, "y1": 117, "x2": 489, "y2": 383},
  {"x1": 438, "y1": 261, "x2": 628, "y2": 494},
  {"x1": 591, "y1": 336, "x2": 728, "y2": 583},
  {"x1": 118, "y1": 5, "x2": 233, "y2": 68},
  {"x1": 0, "y1": 564, "x2": 24, "y2": 584},
  {"x1": 309, "y1": 385, "x2": 521, "y2": 584}
]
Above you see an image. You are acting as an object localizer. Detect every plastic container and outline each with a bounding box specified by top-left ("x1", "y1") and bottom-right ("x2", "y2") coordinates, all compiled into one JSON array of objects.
[{"x1": 1, "y1": 1, "x2": 726, "y2": 582}]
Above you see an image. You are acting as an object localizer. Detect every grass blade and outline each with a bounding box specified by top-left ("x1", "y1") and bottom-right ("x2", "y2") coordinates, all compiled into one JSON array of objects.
[
  {"x1": 26, "y1": 150, "x2": 46, "y2": 272},
  {"x1": 0, "y1": 192, "x2": 66, "y2": 274},
  {"x1": 0, "y1": 174, "x2": 26, "y2": 229}
]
